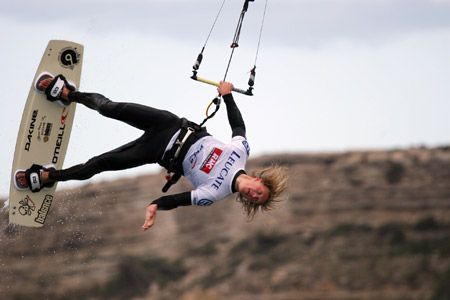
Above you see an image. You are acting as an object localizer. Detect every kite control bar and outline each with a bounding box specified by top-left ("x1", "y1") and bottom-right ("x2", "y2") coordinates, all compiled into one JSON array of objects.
[
  {"x1": 191, "y1": 71, "x2": 253, "y2": 96},
  {"x1": 190, "y1": 0, "x2": 260, "y2": 98}
]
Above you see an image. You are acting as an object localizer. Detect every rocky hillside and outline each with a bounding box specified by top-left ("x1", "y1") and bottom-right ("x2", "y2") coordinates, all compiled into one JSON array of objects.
[{"x1": 1, "y1": 147, "x2": 450, "y2": 300}]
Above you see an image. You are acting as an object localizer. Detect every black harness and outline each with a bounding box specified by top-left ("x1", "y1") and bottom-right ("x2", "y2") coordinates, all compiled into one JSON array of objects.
[{"x1": 159, "y1": 118, "x2": 209, "y2": 192}]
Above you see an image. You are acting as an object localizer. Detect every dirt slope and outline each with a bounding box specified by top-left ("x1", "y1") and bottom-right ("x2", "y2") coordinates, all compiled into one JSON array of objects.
[{"x1": 1, "y1": 147, "x2": 450, "y2": 300}]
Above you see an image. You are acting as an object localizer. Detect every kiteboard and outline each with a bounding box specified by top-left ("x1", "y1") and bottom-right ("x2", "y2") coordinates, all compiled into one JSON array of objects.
[{"x1": 9, "y1": 40, "x2": 83, "y2": 227}]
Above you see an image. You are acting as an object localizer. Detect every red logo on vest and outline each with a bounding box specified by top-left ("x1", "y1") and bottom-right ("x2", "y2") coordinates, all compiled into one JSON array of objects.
[{"x1": 201, "y1": 148, "x2": 223, "y2": 174}]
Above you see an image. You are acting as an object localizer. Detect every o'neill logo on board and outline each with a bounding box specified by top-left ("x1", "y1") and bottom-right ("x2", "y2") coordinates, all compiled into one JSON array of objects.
[
  {"x1": 52, "y1": 107, "x2": 69, "y2": 164},
  {"x1": 200, "y1": 148, "x2": 223, "y2": 174}
]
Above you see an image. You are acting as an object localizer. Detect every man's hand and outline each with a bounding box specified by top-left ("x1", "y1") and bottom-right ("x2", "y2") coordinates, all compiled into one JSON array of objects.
[
  {"x1": 218, "y1": 81, "x2": 233, "y2": 96},
  {"x1": 142, "y1": 204, "x2": 158, "y2": 231}
]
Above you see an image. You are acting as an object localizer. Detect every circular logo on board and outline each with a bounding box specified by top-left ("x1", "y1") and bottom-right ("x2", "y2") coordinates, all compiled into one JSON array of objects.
[{"x1": 59, "y1": 47, "x2": 80, "y2": 70}]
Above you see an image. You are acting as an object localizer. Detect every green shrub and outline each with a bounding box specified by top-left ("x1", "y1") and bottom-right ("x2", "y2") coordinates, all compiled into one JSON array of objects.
[
  {"x1": 377, "y1": 223, "x2": 406, "y2": 245},
  {"x1": 414, "y1": 216, "x2": 439, "y2": 231},
  {"x1": 385, "y1": 161, "x2": 404, "y2": 184},
  {"x1": 97, "y1": 255, "x2": 187, "y2": 299},
  {"x1": 431, "y1": 267, "x2": 450, "y2": 300},
  {"x1": 394, "y1": 237, "x2": 450, "y2": 256},
  {"x1": 328, "y1": 223, "x2": 373, "y2": 237}
]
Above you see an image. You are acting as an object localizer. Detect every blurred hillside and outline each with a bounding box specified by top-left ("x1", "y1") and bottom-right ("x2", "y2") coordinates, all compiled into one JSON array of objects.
[{"x1": 1, "y1": 147, "x2": 450, "y2": 300}]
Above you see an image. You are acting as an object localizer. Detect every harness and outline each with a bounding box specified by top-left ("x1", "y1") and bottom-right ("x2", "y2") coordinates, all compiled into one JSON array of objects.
[{"x1": 160, "y1": 118, "x2": 209, "y2": 192}]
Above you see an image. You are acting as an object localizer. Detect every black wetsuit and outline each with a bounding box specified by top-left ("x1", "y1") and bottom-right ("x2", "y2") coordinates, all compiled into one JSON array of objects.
[{"x1": 48, "y1": 91, "x2": 245, "y2": 210}]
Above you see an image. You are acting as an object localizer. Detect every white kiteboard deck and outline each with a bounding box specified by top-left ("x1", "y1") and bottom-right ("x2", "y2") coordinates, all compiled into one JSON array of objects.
[{"x1": 9, "y1": 40, "x2": 83, "y2": 227}]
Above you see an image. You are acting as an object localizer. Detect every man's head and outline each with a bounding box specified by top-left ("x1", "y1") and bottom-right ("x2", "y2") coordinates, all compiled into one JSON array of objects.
[
  {"x1": 236, "y1": 164, "x2": 289, "y2": 220},
  {"x1": 237, "y1": 176, "x2": 270, "y2": 204}
]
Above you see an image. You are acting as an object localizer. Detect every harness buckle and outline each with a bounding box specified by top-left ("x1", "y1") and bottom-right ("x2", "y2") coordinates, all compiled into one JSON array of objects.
[{"x1": 162, "y1": 126, "x2": 196, "y2": 193}]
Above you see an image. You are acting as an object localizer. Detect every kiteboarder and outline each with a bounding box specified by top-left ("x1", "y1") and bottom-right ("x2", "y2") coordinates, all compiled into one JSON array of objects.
[{"x1": 15, "y1": 75, "x2": 288, "y2": 229}]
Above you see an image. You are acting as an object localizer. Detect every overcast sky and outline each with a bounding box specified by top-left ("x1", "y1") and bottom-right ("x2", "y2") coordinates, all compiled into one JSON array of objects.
[{"x1": 1, "y1": 0, "x2": 450, "y2": 198}]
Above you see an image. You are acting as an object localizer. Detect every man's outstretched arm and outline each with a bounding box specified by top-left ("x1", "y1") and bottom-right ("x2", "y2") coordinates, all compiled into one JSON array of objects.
[
  {"x1": 218, "y1": 81, "x2": 246, "y2": 138},
  {"x1": 142, "y1": 191, "x2": 191, "y2": 231}
]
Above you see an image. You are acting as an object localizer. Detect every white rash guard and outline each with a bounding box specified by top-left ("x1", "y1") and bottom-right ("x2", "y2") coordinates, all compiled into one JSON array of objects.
[{"x1": 182, "y1": 135, "x2": 250, "y2": 206}]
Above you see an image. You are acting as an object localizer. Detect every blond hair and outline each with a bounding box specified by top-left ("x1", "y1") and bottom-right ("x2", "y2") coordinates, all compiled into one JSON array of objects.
[{"x1": 236, "y1": 164, "x2": 289, "y2": 220}]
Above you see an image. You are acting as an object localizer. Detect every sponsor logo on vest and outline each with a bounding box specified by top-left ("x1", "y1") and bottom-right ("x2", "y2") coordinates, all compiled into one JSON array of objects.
[
  {"x1": 211, "y1": 151, "x2": 241, "y2": 190},
  {"x1": 189, "y1": 144, "x2": 204, "y2": 169},
  {"x1": 242, "y1": 140, "x2": 250, "y2": 155},
  {"x1": 201, "y1": 147, "x2": 223, "y2": 174},
  {"x1": 35, "y1": 194, "x2": 53, "y2": 225},
  {"x1": 52, "y1": 108, "x2": 68, "y2": 164},
  {"x1": 25, "y1": 110, "x2": 39, "y2": 151},
  {"x1": 197, "y1": 199, "x2": 213, "y2": 206}
]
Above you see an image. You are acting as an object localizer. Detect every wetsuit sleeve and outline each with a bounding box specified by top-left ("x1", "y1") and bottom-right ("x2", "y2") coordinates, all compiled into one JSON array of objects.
[
  {"x1": 223, "y1": 93, "x2": 246, "y2": 138},
  {"x1": 151, "y1": 191, "x2": 192, "y2": 210}
]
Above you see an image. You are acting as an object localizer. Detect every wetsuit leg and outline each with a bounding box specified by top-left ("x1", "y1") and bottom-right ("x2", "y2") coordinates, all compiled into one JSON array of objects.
[
  {"x1": 49, "y1": 92, "x2": 182, "y2": 182},
  {"x1": 49, "y1": 133, "x2": 158, "y2": 181},
  {"x1": 69, "y1": 92, "x2": 178, "y2": 131}
]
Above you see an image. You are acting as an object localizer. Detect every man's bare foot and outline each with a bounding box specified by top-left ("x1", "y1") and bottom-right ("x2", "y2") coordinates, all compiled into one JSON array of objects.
[
  {"x1": 38, "y1": 77, "x2": 53, "y2": 90},
  {"x1": 16, "y1": 171, "x2": 53, "y2": 188},
  {"x1": 39, "y1": 77, "x2": 71, "y2": 101}
]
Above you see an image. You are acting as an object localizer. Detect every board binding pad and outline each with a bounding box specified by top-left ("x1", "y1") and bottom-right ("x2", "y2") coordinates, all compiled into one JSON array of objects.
[{"x1": 9, "y1": 40, "x2": 83, "y2": 227}]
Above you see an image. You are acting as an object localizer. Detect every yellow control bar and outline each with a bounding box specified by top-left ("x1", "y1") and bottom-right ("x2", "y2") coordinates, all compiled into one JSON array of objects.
[{"x1": 191, "y1": 75, "x2": 253, "y2": 96}]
